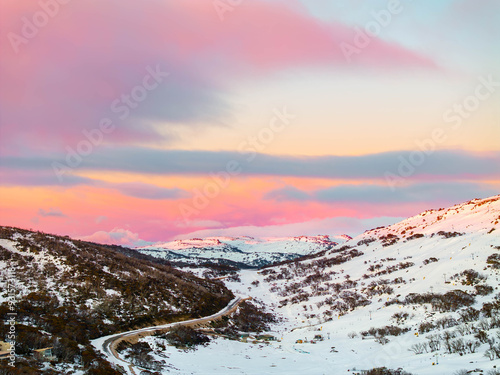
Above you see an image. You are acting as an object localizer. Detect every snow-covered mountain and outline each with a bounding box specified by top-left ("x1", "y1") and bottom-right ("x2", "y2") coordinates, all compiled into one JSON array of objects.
[
  {"x1": 212, "y1": 194, "x2": 500, "y2": 374},
  {"x1": 136, "y1": 235, "x2": 348, "y2": 268},
  {"x1": 247, "y1": 195, "x2": 499, "y2": 318},
  {"x1": 3, "y1": 195, "x2": 500, "y2": 374}
]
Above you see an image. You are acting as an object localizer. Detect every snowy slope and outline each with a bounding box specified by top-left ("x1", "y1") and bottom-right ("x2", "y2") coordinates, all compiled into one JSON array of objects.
[
  {"x1": 0, "y1": 226, "x2": 234, "y2": 374},
  {"x1": 248, "y1": 195, "x2": 499, "y2": 319},
  {"x1": 150, "y1": 195, "x2": 500, "y2": 374},
  {"x1": 136, "y1": 235, "x2": 346, "y2": 268},
  {"x1": 0, "y1": 229, "x2": 231, "y2": 314}
]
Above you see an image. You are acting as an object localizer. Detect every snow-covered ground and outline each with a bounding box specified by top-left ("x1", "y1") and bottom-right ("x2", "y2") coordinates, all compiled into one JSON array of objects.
[
  {"x1": 141, "y1": 325, "x2": 496, "y2": 375},
  {"x1": 136, "y1": 235, "x2": 346, "y2": 267},
  {"x1": 132, "y1": 195, "x2": 500, "y2": 374}
]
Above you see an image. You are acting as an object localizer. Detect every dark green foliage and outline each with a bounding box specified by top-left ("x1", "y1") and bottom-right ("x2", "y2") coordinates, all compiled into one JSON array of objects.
[{"x1": 9, "y1": 324, "x2": 52, "y2": 355}]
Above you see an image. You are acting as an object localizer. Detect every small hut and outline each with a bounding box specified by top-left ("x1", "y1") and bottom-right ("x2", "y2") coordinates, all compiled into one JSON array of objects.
[{"x1": 33, "y1": 347, "x2": 55, "y2": 361}]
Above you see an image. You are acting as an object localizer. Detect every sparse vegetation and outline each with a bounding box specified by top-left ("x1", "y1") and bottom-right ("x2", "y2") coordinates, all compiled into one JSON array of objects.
[
  {"x1": 0, "y1": 226, "x2": 233, "y2": 373},
  {"x1": 361, "y1": 325, "x2": 410, "y2": 338},
  {"x1": 407, "y1": 233, "x2": 424, "y2": 240},
  {"x1": 422, "y1": 257, "x2": 438, "y2": 265},
  {"x1": 387, "y1": 290, "x2": 475, "y2": 312},
  {"x1": 365, "y1": 368, "x2": 413, "y2": 375}
]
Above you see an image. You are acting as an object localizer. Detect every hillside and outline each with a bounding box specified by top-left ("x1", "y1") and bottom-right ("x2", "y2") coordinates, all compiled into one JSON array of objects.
[
  {"x1": 136, "y1": 235, "x2": 346, "y2": 268},
  {"x1": 248, "y1": 195, "x2": 500, "y2": 322},
  {"x1": 0, "y1": 227, "x2": 233, "y2": 374},
  {"x1": 144, "y1": 195, "x2": 500, "y2": 374},
  {"x1": 2, "y1": 195, "x2": 500, "y2": 374}
]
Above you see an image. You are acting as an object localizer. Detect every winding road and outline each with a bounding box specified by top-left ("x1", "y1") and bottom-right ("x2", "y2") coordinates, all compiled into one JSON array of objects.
[{"x1": 93, "y1": 297, "x2": 244, "y2": 375}]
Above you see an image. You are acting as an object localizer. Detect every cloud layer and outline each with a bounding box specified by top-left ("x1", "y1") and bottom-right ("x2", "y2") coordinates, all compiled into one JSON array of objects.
[
  {"x1": 0, "y1": 1, "x2": 498, "y2": 244},
  {"x1": 265, "y1": 182, "x2": 499, "y2": 205},
  {"x1": 0, "y1": 0, "x2": 437, "y2": 154},
  {"x1": 2, "y1": 149, "x2": 499, "y2": 181}
]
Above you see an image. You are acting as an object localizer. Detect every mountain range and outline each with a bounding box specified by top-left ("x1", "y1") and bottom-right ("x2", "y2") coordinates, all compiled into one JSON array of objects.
[{"x1": 136, "y1": 234, "x2": 352, "y2": 268}]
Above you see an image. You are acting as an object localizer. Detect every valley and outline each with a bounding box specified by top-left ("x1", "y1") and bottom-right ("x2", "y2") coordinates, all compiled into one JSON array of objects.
[
  {"x1": 127, "y1": 195, "x2": 500, "y2": 374},
  {"x1": 1, "y1": 195, "x2": 499, "y2": 374}
]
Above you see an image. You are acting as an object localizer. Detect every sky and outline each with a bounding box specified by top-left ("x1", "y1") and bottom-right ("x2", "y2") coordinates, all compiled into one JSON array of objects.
[{"x1": 0, "y1": 0, "x2": 499, "y2": 246}]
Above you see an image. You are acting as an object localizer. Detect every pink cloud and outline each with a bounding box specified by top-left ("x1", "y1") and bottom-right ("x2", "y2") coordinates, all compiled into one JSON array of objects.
[
  {"x1": 78, "y1": 227, "x2": 147, "y2": 247},
  {"x1": 0, "y1": 0, "x2": 437, "y2": 153}
]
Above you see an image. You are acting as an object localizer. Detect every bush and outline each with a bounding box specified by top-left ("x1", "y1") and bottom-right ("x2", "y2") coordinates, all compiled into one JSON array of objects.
[
  {"x1": 391, "y1": 312, "x2": 409, "y2": 323},
  {"x1": 357, "y1": 238, "x2": 376, "y2": 246},
  {"x1": 409, "y1": 343, "x2": 427, "y2": 354},
  {"x1": 435, "y1": 316, "x2": 458, "y2": 329},
  {"x1": 232, "y1": 301, "x2": 278, "y2": 332},
  {"x1": 487, "y1": 253, "x2": 500, "y2": 269},
  {"x1": 163, "y1": 325, "x2": 210, "y2": 349},
  {"x1": 422, "y1": 257, "x2": 438, "y2": 265},
  {"x1": 407, "y1": 233, "x2": 424, "y2": 240},
  {"x1": 458, "y1": 307, "x2": 480, "y2": 323},
  {"x1": 460, "y1": 269, "x2": 486, "y2": 285},
  {"x1": 379, "y1": 234, "x2": 399, "y2": 247},
  {"x1": 124, "y1": 342, "x2": 164, "y2": 371},
  {"x1": 211, "y1": 301, "x2": 278, "y2": 337},
  {"x1": 366, "y1": 368, "x2": 413, "y2": 375},
  {"x1": 475, "y1": 284, "x2": 494, "y2": 296},
  {"x1": 481, "y1": 294, "x2": 500, "y2": 317},
  {"x1": 426, "y1": 334, "x2": 441, "y2": 352},
  {"x1": 437, "y1": 231, "x2": 463, "y2": 238},
  {"x1": 418, "y1": 321, "x2": 435, "y2": 333},
  {"x1": 361, "y1": 326, "x2": 409, "y2": 337},
  {"x1": 403, "y1": 290, "x2": 475, "y2": 311}
]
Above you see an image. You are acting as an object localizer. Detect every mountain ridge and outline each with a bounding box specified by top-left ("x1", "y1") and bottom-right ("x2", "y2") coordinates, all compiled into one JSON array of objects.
[{"x1": 136, "y1": 234, "x2": 350, "y2": 268}]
